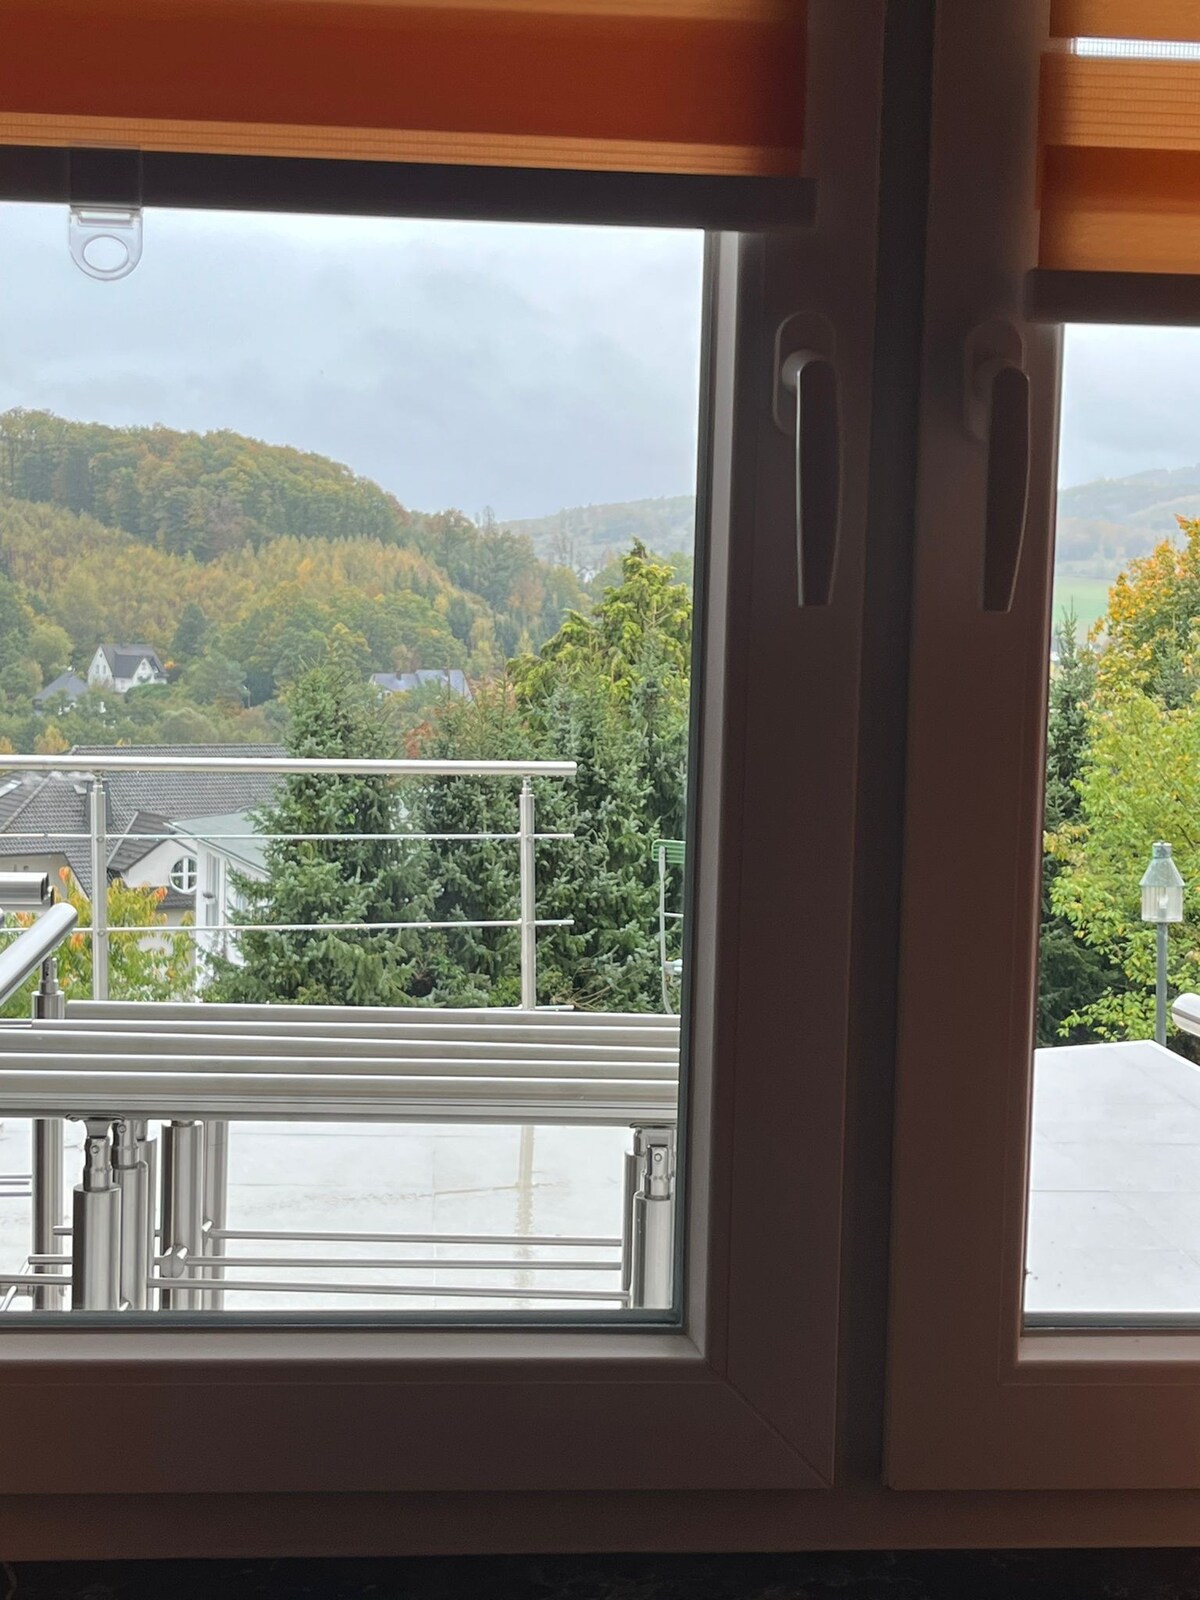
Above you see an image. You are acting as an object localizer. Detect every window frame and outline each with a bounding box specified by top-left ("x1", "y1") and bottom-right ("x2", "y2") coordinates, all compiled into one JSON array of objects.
[
  {"x1": 0, "y1": 0, "x2": 889, "y2": 1503},
  {"x1": 168, "y1": 855, "x2": 198, "y2": 894},
  {"x1": 886, "y1": 0, "x2": 1200, "y2": 1492}
]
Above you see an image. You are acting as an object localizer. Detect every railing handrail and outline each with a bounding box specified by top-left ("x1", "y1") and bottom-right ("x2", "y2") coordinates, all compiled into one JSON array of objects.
[
  {"x1": 0, "y1": 753, "x2": 582, "y2": 1006},
  {"x1": 5, "y1": 1029, "x2": 680, "y2": 1076},
  {"x1": 68, "y1": 1001, "x2": 680, "y2": 1026},
  {"x1": 0, "y1": 755, "x2": 577, "y2": 778},
  {"x1": 35, "y1": 1018, "x2": 680, "y2": 1051},
  {"x1": 0, "y1": 1063, "x2": 677, "y2": 1124},
  {"x1": 0, "y1": 902, "x2": 77, "y2": 1007}
]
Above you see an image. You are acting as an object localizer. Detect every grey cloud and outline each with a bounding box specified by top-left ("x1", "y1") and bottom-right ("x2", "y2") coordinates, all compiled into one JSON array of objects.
[
  {"x1": 0, "y1": 204, "x2": 703, "y2": 521},
  {"x1": 1060, "y1": 325, "x2": 1200, "y2": 489}
]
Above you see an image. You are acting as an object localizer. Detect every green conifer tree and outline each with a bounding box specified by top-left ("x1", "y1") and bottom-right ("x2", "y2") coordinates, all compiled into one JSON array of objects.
[
  {"x1": 1037, "y1": 609, "x2": 1124, "y2": 1042},
  {"x1": 205, "y1": 645, "x2": 426, "y2": 1005}
]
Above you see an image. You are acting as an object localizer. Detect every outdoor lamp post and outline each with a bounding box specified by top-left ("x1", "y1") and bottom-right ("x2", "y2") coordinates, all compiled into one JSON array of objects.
[{"x1": 1140, "y1": 841, "x2": 1185, "y2": 1046}]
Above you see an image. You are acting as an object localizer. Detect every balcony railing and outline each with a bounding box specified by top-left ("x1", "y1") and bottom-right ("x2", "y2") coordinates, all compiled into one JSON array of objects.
[
  {"x1": 0, "y1": 752, "x2": 579, "y2": 1006},
  {"x1": 0, "y1": 756, "x2": 682, "y2": 1317}
]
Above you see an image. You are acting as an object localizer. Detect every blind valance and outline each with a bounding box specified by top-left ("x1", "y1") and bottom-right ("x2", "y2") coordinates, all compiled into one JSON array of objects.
[
  {"x1": 1041, "y1": 0, "x2": 1200, "y2": 273},
  {"x1": 0, "y1": 0, "x2": 805, "y2": 178}
]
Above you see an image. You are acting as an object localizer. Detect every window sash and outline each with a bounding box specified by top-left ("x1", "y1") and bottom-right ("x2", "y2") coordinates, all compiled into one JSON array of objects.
[
  {"x1": 0, "y1": 0, "x2": 888, "y2": 1500},
  {"x1": 888, "y1": 0, "x2": 1200, "y2": 1492}
]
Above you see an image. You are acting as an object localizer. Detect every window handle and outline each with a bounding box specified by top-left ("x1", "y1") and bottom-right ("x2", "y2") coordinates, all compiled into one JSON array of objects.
[
  {"x1": 781, "y1": 350, "x2": 841, "y2": 607},
  {"x1": 965, "y1": 322, "x2": 1030, "y2": 614},
  {"x1": 980, "y1": 362, "x2": 1030, "y2": 612}
]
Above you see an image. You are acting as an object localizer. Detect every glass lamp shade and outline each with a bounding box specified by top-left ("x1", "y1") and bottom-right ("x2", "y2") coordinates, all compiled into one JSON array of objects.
[
  {"x1": 1140, "y1": 842, "x2": 1186, "y2": 924},
  {"x1": 1142, "y1": 883, "x2": 1185, "y2": 924}
]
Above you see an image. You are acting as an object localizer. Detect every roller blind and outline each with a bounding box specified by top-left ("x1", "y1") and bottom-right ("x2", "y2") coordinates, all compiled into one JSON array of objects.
[
  {"x1": 0, "y1": 0, "x2": 805, "y2": 178},
  {"x1": 1041, "y1": 0, "x2": 1200, "y2": 273}
]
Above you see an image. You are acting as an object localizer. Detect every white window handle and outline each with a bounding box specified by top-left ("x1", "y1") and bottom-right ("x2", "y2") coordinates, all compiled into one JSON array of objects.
[{"x1": 781, "y1": 349, "x2": 841, "y2": 607}]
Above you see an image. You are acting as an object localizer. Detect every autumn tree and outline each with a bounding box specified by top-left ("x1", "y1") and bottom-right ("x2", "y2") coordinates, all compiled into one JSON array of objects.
[
  {"x1": 0, "y1": 871, "x2": 192, "y2": 1018},
  {"x1": 1049, "y1": 519, "x2": 1200, "y2": 1041}
]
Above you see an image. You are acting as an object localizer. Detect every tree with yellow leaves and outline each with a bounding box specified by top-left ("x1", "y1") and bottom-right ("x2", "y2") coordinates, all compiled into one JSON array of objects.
[
  {"x1": 1049, "y1": 517, "x2": 1200, "y2": 1041},
  {"x1": 0, "y1": 870, "x2": 193, "y2": 1018}
]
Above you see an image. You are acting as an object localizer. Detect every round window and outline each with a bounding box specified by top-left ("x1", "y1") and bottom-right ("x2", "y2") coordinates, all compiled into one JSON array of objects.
[{"x1": 169, "y1": 855, "x2": 198, "y2": 893}]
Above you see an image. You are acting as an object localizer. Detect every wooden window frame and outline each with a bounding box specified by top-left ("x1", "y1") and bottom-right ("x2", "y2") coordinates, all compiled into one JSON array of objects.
[
  {"x1": 887, "y1": 0, "x2": 1200, "y2": 1492},
  {"x1": 20, "y1": 1, "x2": 1200, "y2": 1551},
  {"x1": 0, "y1": 2, "x2": 887, "y2": 1512}
]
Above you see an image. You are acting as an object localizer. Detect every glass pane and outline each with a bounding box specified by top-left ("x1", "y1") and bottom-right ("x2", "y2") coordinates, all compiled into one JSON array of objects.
[
  {"x1": 1027, "y1": 325, "x2": 1200, "y2": 1321},
  {"x1": 0, "y1": 201, "x2": 703, "y2": 1319}
]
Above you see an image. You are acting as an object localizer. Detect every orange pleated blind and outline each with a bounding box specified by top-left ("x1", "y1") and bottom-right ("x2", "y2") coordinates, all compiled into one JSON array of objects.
[
  {"x1": 1041, "y1": 1, "x2": 1200, "y2": 273},
  {"x1": 0, "y1": 0, "x2": 806, "y2": 177}
]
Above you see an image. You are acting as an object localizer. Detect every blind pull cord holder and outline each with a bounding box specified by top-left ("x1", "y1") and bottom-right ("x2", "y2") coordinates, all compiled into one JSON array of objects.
[{"x1": 68, "y1": 147, "x2": 143, "y2": 282}]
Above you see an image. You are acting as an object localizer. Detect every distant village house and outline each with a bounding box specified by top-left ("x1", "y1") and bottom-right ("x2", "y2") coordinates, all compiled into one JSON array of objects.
[
  {"x1": 371, "y1": 668, "x2": 471, "y2": 700},
  {"x1": 32, "y1": 672, "x2": 88, "y2": 713},
  {"x1": 87, "y1": 644, "x2": 167, "y2": 695}
]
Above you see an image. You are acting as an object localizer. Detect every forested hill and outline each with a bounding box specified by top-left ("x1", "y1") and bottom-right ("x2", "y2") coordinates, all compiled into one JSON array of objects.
[
  {"x1": 0, "y1": 409, "x2": 592, "y2": 632},
  {"x1": 12, "y1": 404, "x2": 1200, "y2": 626},
  {"x1": 0, "y1": 408, "x2": 586, "y2": 658},
  {"x1": 0, "y1": 410, "x2": 593, "y2": 753},
  {"x1": 0, "y1": 408, "x2": 413, "y2": 558},
  {"x1": 503, "y1": 494, "x2": 694, "y2": 577},
  {"x1": 502, "y1": 467, "x2": 1200, "y2": 590},
  {"x1": 1056, "y1": 465, "x2": 1200, "y2": 579}
]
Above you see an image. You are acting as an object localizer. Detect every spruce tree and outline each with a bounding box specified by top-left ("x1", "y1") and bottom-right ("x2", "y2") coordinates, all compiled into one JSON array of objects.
[
  {"x1": 407, "y1": 680, "x2": 532, "y2": 1006},
  {"x1": 205, "y1": 645, "x2": 426, "y2": 1006},
  {"x1": 410, "y1": 544, "x2": 691, "y2": 1011},
  {"x1": 1037, "y1": 609, "x2": 1123, "y2": 1042}
]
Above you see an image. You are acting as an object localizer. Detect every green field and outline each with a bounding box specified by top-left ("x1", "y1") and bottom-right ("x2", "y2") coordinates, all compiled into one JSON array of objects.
[{"x1": 1051, "y1": 578, "x2": 1112, "y2": 637}]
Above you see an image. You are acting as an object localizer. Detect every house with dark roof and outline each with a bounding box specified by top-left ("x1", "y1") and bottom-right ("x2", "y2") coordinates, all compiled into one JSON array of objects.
[
  {"x1": 0, "y1": 744, "x2": 283, "y2": 923},
  {"x1": 86, "y1": 644, "x2": 167, "y2": 695},
  {"x1": 32, "y1": 671, "x2": 88, "y2": 712},
  {"x1": 371, "y1": 668, "x2": 471, "y2": 700}
]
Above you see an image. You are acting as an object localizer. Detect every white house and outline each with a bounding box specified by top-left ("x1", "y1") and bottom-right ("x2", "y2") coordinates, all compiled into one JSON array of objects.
[
  {"x1": 0, "y1": 743, "x2": 281, "y2": 925},
  {"x1": 87, "y1": 644, "x2": 167, "y2": 695},
  {"x1": 169, "y1": 810, "x2": 268, "y2": 979}
]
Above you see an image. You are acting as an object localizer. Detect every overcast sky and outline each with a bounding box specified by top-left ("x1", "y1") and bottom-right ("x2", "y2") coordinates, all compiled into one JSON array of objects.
[
  {"x1": 1059, "y1": 325, "x2": 1200, "y2": 489},
  {"x1": 2, "y1": 202, "x2": 1198, "y2": 513},
  {"x1": 0, "y1": 203, "x2": 704, "y2": 523}
]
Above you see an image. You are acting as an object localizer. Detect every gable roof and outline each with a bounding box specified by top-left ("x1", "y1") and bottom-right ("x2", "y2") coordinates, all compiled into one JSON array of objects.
[
  {"x1": 0, "y1": 744, "x2": 284, "y2": 897},
  {"x1": 371, "y1": 668, "x2": 471, "y2": 699},
  {"x1": 95, "y1": 645, "x2": 166, "y2": 678},
  {"x1": 70, "y1": 745, "x2": 283, "y2": 819},
  {"x1": 33, "y1": 671, "x2": 88, "y2": 707},
  {"x1": 106, "y1": 809, "x2": 174, "y2": 876},
  {"x1": 173, "y1": 810, "x2": 268, "y2": 877}
]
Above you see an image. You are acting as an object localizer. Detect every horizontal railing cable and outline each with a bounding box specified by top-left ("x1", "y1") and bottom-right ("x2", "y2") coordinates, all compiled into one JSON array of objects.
[
  {"x1": 0, "y1": 831, "x2": 574, "y2": 844},
  {"x1": 0, "y1": 755, "x2": 576, "y2": 777}
]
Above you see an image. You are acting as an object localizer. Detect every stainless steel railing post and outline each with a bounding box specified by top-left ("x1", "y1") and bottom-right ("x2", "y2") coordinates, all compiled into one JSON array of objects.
[
  {"x1": 620, "y1": 1146, "x2": 637, "y2": 1301},
  {"x1": 31, "y1": 1117, "x2": 64, "y2": 1311},
  {"x1": 202, "y1": 1118, "x2": 229, "y2": 1309},
  {"x1": 142, "y1": 1123, "x2": 159, "y2": 1310},
  {"x1": 628, "y1": 1125, "x2": 676, "y2": 1312},
  {"x1": 518, "y1": 777, "x2": 537, "y2": 1011},
  {"x1": 88, "y1": 776, "x2": 109, "y2": 1001},
  {"x1": 71, "y1": 1119, "x2": 121, "y2": 1311},
  {"x1": 31, "y1": 954, "x2": 66, "y2": 1310},
  {"x1": 160, "y1": 1120, "x2": 205, "y2": 1310},
  {"x1": 111, "y1": 1117, "x2": 151, "y2": 1310}
]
